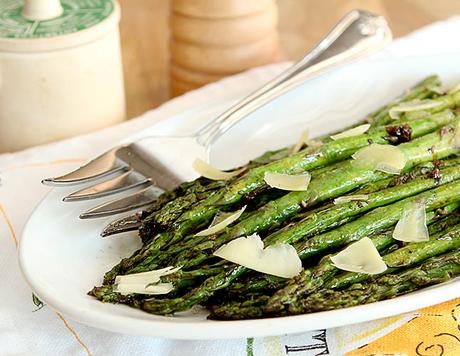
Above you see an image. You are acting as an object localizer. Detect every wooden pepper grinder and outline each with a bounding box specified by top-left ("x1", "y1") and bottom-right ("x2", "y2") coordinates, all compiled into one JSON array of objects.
[{"x1": 170, "y1": 0, "x2": 279, "y2": 96}]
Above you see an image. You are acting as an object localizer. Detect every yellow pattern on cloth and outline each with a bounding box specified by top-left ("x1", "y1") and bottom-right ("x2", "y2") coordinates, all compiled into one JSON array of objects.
[
  {"x1": 346, "y1": 299, "x2": 460, "y2": 356},
  {"x1": 348, "y1": 315, "x2": 407, "y2": 344}
]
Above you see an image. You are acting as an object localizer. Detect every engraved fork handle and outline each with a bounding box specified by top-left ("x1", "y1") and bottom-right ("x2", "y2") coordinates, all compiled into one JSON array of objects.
[{"x1": 196, "y1": 9, "x2": 392, "y2": 147}]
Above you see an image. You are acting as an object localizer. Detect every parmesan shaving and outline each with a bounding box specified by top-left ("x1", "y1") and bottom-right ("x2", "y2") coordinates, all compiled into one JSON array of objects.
[
  {"x1": 115, "y1": 266, "x2": 181, "y2": 285},
  {"x1": 389, "y1": 99, "x2": 444, "y2": 119},
  {"x1": 213, "y1": 234, "x2": 302, "y2": 278},
  {"x1": 264, "y1": 172, "x2": 311, "y2": 191},
  {"x1": 291, "y1": 130, "x2": 322, "y2": 154},
  {"x1": 333, "y1": 195, "x2": 369, "y2": 204},
  {"x1": 192, "y1": 159, "x2": 245, "y2": 180},
  {"x1": 447, "y1": 83, "x2": 460, "y2": 95},
  {"x1": 330, "y1": 237, "x2": 387, "y2": 274},
  {"x1": 392, "y1": 200, "x2": 429, "y2": 242},
  {"x1": 195, "y1": 206, "x2": 246, "y2": 236},
  {"x1": 352, "y1": 144, "x2": 406, "y2": 174},
  {"x1": 450, "y1": 120, "x2": 460, "y2": 148},
  {"x1": 330, "y1": 124, "x2": 370, "y2": 140},
  {"x1": 403, "y1": 110, "x2": 430, "y2": 121},
  {"x1": 427, "y1": 84, "x2": 444, "y2": 95},
  {"x1": 113, "y1": 282, "x2": 174, "y2": 296},
  {"x1": 113, "y1": 265, "x2": 180, "y2": 296}
]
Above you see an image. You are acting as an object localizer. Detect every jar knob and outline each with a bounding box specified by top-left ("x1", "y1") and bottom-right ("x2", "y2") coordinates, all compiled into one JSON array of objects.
[{"x1": 22, "y1": 0, "x2": 63, "y2": 21}]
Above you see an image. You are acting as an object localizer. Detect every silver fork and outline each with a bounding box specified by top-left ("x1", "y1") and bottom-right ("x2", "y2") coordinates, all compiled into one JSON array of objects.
[{"x1": 43, "y1": 10, "x2": 391, "y2": 229}]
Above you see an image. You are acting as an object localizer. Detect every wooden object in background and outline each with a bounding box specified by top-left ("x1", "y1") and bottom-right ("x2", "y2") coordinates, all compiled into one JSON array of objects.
[
  {"x1": 170, "y1": 0, "x2": 279, "y2": 96},
  {"x1": 119, "y1": 0, "x2": 460, "y2": 118}
]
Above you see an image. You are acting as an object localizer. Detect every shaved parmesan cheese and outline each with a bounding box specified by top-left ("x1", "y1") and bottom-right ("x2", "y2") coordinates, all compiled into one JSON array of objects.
[
  {"x1": 113, "y1": 282, "x2": 174, "y2": 296},
  {"x1": 427, "y1": 84, "x2": 444, "y2": 95},
  {"x1": 393, "y1": 200, "x2": 429, "y2": 242},
  {"x1": 115, "y1": 266, "x2": 181, "y2": 285},
  {"x1": 448, "y1": 83, "x2": 460, "y2": 95},
  {"x1": 213, "y1": 234, "x2": 302, "y2": 278},
  {"x1": 453, "y1": 131, "x2": 460, "y2": 148},
  {"x1": 291, "y1": 130, "x2": 323, "y2": 154},
  {"x1": 389, "y1": 99, "x2": 444, "y2": 119},
  {"x1": 330, "y1": 237, "x2": 387, "y2": 274},
  {"x1": 264, "y1": 172, "x2": 311, "y2": 191},
  {"x1": 403, "y1": 110, "x2": 430, "y2": 121},
  {"x1": 195, "y1": 206, "x2": 246, "y2": 236},
  {"x1": 333, "y1": 195, "x2": 369, "y2": 204},
  {"x1": 330, "y1": 124, "x2": 370, "y2": 140},
  {"x1": 452, "y1": 121, "x2": 460, "y2": 148},
  {"x1": 114, "y1": 267, "x2": 180, "y2": 295},
  {"x1": 291, "y1": 130, "x2": 308, "y2": 154},
  {"x1": 192, "y1": 159, "x2": 245, "y2": 180},
  {"x1": 352, "y1": 144, "x2": 406, "y2": 174}
]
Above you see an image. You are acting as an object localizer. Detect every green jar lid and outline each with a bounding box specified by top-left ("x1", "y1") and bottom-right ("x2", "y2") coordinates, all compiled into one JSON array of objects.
[{"x1": 0, "y1": 0, "x2": 115, "y2": 39}]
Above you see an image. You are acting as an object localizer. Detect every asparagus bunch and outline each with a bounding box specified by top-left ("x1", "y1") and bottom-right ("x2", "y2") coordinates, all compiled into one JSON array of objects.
[
  {"x1": 210, "y1": 248, "x2": 460, "y2": 319},
  {"x1": 127, "y1": 158, "x2": 460, "y2": 283},
  {"x1": 90, "y1": 76, "x2": 460, "y2": 320},
  {"x1": 134, "y1": 75, "x2": 444, "y2": 236},
  {"x1": 151, "y1": 120, "x2": 460, "y2": 274},
  {"x1": 102, "y1": 109, "x2": 456, "y2": 283},
  {"x1": 141, "y1": 178, "x2": 460, "y2": 315},
  {"x1": 207, "y1": 206, "x2": 460, "y2": 318},
  {"x1": 267, "y1": 212, "x2": 460, "y2": 315},
  {"x1": 98, "y1": 122, "x2": 460, "y2": 309},
  {"x1": 294, "y1": 249, "x2": 460, "y2": 313}
]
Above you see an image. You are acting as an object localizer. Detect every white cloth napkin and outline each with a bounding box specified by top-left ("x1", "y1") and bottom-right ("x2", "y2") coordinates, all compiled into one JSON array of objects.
[{"x1": 1, "y1": 16, "x2": 460, "y2": 356}]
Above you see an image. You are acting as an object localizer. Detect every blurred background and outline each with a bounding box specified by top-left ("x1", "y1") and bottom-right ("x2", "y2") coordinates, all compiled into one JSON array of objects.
[
  {"x1": 1, "y1": 0, "x2": 459, "y2": 152},
  {"x1": 119, "y1": 0, "x2": 460, "y2": 118}
]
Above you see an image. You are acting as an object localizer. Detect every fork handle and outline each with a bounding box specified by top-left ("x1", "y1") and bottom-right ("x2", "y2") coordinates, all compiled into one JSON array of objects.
[{"x1": 196, "y1": 9, "x2": 392, "y2": 147}]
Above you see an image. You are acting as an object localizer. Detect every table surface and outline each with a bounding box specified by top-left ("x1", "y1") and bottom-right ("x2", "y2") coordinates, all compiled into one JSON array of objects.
[{"x1": 119, "y1": 0, "x2": 460, "y2": 118}]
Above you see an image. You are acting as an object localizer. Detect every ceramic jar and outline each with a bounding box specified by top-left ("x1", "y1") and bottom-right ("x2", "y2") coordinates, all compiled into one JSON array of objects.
[{"x1": 0, "y1": 0, "x2": 125, "y2": 152}]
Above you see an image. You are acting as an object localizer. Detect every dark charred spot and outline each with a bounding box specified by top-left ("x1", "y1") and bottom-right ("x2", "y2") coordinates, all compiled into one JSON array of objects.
[
  {"x1": 391, "y1": 171, "x2": 417, "y2": 186},
  {"x1": 367, "y1": 138, "x2": 374, "y2": 145},
  {"x1": 243, "y1": 186, "x2": 267, "y2": 204},
  {"x1": 385, "y1": 124, "x2": 412, "y2": 144},
  {"x1": 439, "y1": 126, "x2": 454, "y2": 137},
  {"x1": 428, "y1": 167, "x2": 442, "y2": 181},
  {"x1": 140, "y1": 210, "x2": 150, "y2": 219},
  {"x1": 433, "y1": 159, "x2": 443, "y2": 168},
  {"x1": 281, "y1": 220, "x2": 290, "y2": 227}
]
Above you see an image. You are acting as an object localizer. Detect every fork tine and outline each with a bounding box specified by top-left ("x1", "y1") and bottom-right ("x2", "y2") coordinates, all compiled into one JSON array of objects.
[
  {"x1": 100, "y1": 212, "x2": 143, "y2": 237},
  {"x1": 62, "y1": 170, "x2": 152, "y2": 202},
  {"x1": 79, "y1": 185, "x2": 164, "y2": 219},
  {"x1": 42, "y1": 147, "x2": 128, "y2": 186}
]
